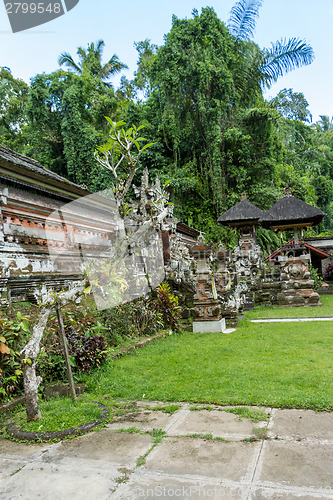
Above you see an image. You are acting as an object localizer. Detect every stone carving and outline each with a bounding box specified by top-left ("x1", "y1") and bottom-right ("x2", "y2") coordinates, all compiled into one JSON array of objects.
[
  {"x1": 277, "y1": 254, "x2": 320, "y2": 306},
  {"x1": 190, "y1": 234, "x2": 222, "y2": 323}
]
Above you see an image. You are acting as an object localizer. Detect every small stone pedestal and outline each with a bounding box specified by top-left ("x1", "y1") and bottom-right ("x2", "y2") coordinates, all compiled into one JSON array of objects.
[{"x1": 193, "y1": 318, "x2": 226, "y2": 333}]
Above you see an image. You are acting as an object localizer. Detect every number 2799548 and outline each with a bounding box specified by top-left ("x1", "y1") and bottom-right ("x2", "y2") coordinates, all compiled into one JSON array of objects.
[{"x1": 5, "y1": 3, "x2": 62, "y2": 14}]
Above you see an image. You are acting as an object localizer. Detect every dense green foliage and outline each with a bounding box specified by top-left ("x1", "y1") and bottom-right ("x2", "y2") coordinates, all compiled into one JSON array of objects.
[
  {"x1": 0, "y1": 4, "x2": 332, "y2": 243},
  {"x1": 0, "y1": 287, "x2": 181, "y2": 400},
  {"x1": 0, "y1": 312, "x2": 29, "y2": 400},
  {"x1": 38, "y1": 312, "x2": 108, "y2": 382}
]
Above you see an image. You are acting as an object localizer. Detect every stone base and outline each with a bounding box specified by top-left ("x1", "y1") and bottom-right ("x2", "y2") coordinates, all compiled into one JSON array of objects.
[
  {"x1": 193, "y1": 318, "x2": 226, "y2": 333},
  {"x1": 277, "y1": 289, "x2": 321, "y2": 307}
]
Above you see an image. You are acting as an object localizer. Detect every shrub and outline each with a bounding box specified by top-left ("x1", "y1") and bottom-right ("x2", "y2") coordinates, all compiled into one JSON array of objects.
[
  {"x1": 324, "y1": 263, "x2": 333, "y2": 281},
  {"x1": 0, "y1": 312, "x2": 30, "y2": 400},
  {"x1": 98, "y1": 297, "x2": 163, "y2": 344},
  {"x1": 38, "y1": 312, "x2": 108, "y2": 382},
  {"x1": 309, "y1": 264, "x2": 323, "y2": 291},
  {"x1": 65, "y1": 327, "x2": 108, "y2": 372},
  {"x1": 155, "y1": 283, "x2": 182, "y2": 332}
]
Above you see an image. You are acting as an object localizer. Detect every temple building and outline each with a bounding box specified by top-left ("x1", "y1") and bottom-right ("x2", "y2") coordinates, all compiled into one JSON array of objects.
[
  {"x1": 0, "y1": 145, "x2": 118, "y2": 304},
  {"x1": 217, "y1": 193, "x2": 264, "y2": 254},
  {"x1": 259, "y1": 190, "x2": 325, "y2": 245},
  {"x1": 0, "y1": 145, "x2": 199, "y2": 304},
  {"x1": 259, "y1": 191, "x2": 326, "y2": 306}
]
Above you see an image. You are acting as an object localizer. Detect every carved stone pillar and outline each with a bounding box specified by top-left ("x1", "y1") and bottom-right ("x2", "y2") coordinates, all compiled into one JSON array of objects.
[{"x1": 191, "y1": 235, "x2": 226, "y2": 333}]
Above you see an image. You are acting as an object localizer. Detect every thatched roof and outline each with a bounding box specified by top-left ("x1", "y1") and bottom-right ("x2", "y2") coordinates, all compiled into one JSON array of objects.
[
  {"x1": 259, "y1": 194, "x2": 325, "y2": 229},
  {"x1": 218, "y1": 193, "x2": 264, "y2": 226}
]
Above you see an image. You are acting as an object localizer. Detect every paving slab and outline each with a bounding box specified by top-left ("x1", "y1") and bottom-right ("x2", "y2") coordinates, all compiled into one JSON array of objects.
[
  {"x1": 1, "y1": 461, "x2": 116, "y2": 500},
  {"x1": 0, "y1": 436, "x2": 46, "y2": 458},
  {"x1": 256, "y1": 440, "x2": 333, "y2": 490},
  {"x1": 107, "y1": 410, "x2": 173, "y2": 432},
  {"x1": 0, "y1": 456, "x2": 31, "y2": 481},
  {"x1": 114, "y1": 471, "x2": 247, "y2": 499},
  {"x1": 1, "y1": 406, "x2": 333, "y2": 499},
  {"x1": 144, "y1": 436, "x2": 260, "y2": 482},
  {"x1": 167, "y1": 408, "x2": 265, "y2": 439},
  {"x1": 269, "y1": 409, "x2": 333, "y2": 441},
  {"x1": 250, "y1": 485, "x2": 333, "y2": 499},
  {"x1": 50, "y1": 430, "x2": 153, "y2": 467}
]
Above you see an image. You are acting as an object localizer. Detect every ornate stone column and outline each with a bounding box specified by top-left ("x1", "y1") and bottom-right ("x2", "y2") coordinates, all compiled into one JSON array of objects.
[{"x1": 191, "y1": 235, "x2": 226, "y2": 333}]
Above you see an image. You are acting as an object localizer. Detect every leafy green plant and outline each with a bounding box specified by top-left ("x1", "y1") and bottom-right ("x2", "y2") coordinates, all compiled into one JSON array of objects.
[
  {"x1": 98, "y1": 297, "x2": 163, "y2": 343},
  {"x1": 0, "y1": 313, "x2": 30, "y2": 400},
  {"x1": 38, "y1": 312, "x2": 108, "y2": 382},
  {"x1": 155, "y1": 283, "x2": 181, "y2": 332},
  {"x1": 309, "y1": 264, "x2": 323, "y2": 291}
]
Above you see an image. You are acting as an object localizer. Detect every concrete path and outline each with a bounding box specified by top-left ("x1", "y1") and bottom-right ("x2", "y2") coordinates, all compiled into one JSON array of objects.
[
  {"x1": 250, "y1": 317, "x2": 333, "y2": 323},
  {"x1": 1, "y1": 403, "x2": 333, "y2": 499}
]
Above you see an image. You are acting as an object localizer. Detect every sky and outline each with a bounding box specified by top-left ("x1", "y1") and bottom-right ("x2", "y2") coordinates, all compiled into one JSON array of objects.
[{"x1": 1, "y1": 0, "x2": 332, "y2": 122}]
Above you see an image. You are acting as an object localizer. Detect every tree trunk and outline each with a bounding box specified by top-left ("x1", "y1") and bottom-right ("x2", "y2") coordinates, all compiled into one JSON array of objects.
[{"x1": 20, "y1": 307, "x2": 51, "y2": 421}]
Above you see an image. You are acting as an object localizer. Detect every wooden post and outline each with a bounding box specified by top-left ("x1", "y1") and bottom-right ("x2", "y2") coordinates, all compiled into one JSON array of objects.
[{"x1": 56, "y1": 304, "x2": 76, "y2": 401}]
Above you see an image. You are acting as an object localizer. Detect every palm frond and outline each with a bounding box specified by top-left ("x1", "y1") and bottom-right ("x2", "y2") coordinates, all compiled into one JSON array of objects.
[
  {"x1": 100, "y1": 55, "x2": 128, "y2": 79},
  {"x1": 95, "y1": 40, "x2": 105, "y2": 57},
  {"x1": 77, "y1": 47, "x2": 88, "y2": 64},
  {"x1": 228, "y1": 0, "x2": 263, "y2": 41},
  {"x1": 318, "y1": 115, "x2": 333, "y2": 132},
  {"x1": 261, "y1": 38, "x2": 314, "y2": 87},
  {"x1": 58, "y1": 52, "x2": 81, "y2": 73}
]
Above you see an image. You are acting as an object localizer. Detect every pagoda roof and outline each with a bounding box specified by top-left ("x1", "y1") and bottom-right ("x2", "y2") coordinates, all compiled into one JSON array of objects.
[
  {"x1": 259, "y1": 194, "x2": 325, "y2": 229},
  {"x1": 218, "y1": 194, "x2": 264, "y2": 226}
]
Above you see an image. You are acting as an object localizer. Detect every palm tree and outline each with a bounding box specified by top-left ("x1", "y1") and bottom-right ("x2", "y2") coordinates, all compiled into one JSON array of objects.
[
  {"x1": 317, "y1": 115, "x2": 333, "y2": 132},
  {"x1": 228, "y1": 0, "x2": 314, "y2": 89},
  {"x1": 58, "y1": 40, "x2": 128, "y2": 86}
]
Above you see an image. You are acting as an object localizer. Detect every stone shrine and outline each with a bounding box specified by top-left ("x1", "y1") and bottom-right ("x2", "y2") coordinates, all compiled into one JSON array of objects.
[
  {"x1": 218, "y1": 193, "x2": 264, "y2": 312},
  {"x1": 259, "y1": 190, "x2": 325, "y2": 307},
  {"x1": 190, "y1": 234, "x2": 226, "y2": 333}
]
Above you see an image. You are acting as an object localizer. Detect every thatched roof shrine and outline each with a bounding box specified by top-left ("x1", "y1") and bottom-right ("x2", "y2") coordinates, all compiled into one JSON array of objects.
[
  {"x1": 259, "y1": 193, "x2": 325, "y2": 230},
  {"x1": 218, "y1": 193, "x2": 264, "y2": 227}
]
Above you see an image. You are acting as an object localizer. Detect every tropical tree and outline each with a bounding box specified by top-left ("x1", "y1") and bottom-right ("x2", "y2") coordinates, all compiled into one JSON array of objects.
[
  {"x1": 130, "y1": 7, "x2": 284, "y2": 245},
  {"x1": 269, "y1": 88, "x2": 312, "y2": 122},
  {"x1": 0, "y1": 67, "x2": 29, "y2": 151},
  {"x1": 95, "y1": 118, "x2": 154, "y2": 208},
  {"x1": 58, "y1": 40, "x2": 128, "y2": 86},
  {"x1": 316, "y1": 115, "x2": 333, "y2": 133},
  {"x1": 23, "y1": 39, "x2": 130, "y2": 188},
  {"x1": 228, "y1": 0, "x2": 314, "y2": 90},
  {"x1": 132, "y1": 39, "x2": 158, "y2": 98}
]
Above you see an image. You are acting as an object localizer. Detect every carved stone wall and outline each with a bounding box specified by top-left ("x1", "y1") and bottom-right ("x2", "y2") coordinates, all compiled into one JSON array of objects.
[
  {"x1": 0, "y1": 184, "x2": 116, "y2": 304},
  {"x1": 189, "y1": 236, "x2": 321, "y2": 327}
]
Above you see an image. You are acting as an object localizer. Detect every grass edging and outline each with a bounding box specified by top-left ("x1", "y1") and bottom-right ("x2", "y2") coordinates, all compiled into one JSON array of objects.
[{"x1": 6, "y1": 402, "x2": 109, "y2": 442}]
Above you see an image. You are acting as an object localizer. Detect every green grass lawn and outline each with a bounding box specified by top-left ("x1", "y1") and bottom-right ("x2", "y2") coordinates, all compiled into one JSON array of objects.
[
  {"x1": 245, "y1": 295, "x2": 333, "y2": 319},
  {"x1": 8, "y1": 395, "x2": 104, "y2": 433},
  {"x1": 89, "y1": 319, "x2": 333, "y2": 411}
]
